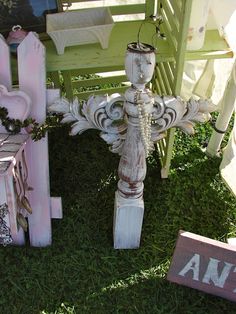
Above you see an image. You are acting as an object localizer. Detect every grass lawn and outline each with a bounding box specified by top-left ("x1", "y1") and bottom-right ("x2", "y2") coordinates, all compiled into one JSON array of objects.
[{"x1": 0, "y1": 120, "x2": 236, "y2": 313}]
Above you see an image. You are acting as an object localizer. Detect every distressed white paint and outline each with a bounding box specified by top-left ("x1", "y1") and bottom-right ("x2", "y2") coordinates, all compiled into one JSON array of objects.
[
  {"x1": 113, "y1": 192, "x2": 144, "y2": 249},
  {"x1": 207, "y1": 64, "x2": 236, "y2": 157},
  {"x1": 0, "y1": 35, "x2": 12, "y2": 90},
  {"x1": 202, "y1": 258, "x2": 234, "y2": 288},
  {"x1": 178, "y1": 253, "x2": 200, "y2": 281},
  {"x1": 179, "y1": 253, "x2": 236, "y2": 289},
  {"x1": 18, "y1": 33, "x2": 52, "y2": 246},
  {"x1": 49, "y1": 41, "x2": 214, "y2": 249}
]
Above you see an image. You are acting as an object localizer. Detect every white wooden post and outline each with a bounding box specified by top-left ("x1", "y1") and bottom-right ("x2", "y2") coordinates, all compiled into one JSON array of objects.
[
  {"x1": 18, "y1": 33, "x2": 52, "y2": 246},
  {"x1": 206, "y1": 64, "x2": 236, "y2": 157}
]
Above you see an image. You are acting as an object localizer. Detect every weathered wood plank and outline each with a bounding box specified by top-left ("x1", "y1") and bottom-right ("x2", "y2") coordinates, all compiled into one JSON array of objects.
[
  {"x1": 159, "y1": 62, "x2": 173, "y2": 94},
  {"x1": 72, "y1": 75, "x2": 128, "y2": 88},
  {"x1": 169, "y1": 0, "x2": 181, "y2": 23},
  {"x1": 62, "y1": 71, "x2": 74, "y2": 101},
  {"x1": 161, "y1": 0, "x2": 179, "y2": 35},
  {"x1": 18, "y1": 32, "x2": 52, "y2": 247},
  {"x1": 0, "y1": 35, "x2": 12, "y2": 90},
  {"x1": 168, "y1": 231, "x2": 236, "y2": 302},
  {"x1": 155, "y1": 66, "x2": 167, "y2": 94},
  {"x1": 45, "y1": 21, "x2": 174, "y2": 72},
  {"x1": 75, "y1": 85, "x2": 129, "y2": 99}
]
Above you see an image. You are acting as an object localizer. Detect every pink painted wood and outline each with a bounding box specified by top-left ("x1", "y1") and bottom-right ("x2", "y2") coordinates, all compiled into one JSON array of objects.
[
  {"x1": 18, "y1": 33, "x2": 52, "y2": 246},
  {"x1": 167, "y1": 231, "x2": 236, "y2": 302},
  {"x1": 0, "y1": 38, "x2": 25, "y2": 245},
  {"x1": 0, "y1": 35, "x2": 12, "y2": 90}
]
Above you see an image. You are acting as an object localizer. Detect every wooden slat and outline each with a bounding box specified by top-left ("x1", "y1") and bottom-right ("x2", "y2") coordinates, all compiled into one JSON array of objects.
[
  {"x1": 72, "y1": 75, "x2": 127, "y2": 88},
  {"x1": 62, "y1": 70, "x2": 74, "y2": 100},
  {"x1": 49, "y1": 71, "x2": 61, "y2": 89},
  {"x1": 157, "y1": 139, "x2": 166, "y2": 158},
  {"x1": 169, "y1": 61, "x2": 176, "y2": 75},
  {"x1": 45, "y1": 21, "x2": 174, "y2": 72},
  {"x1": 160, "y1": 128, "x2": 176, "y2": 178},
  {"x1": 155, "y1": 66, "x2": 167, "y2": 95},
  {"x1": 163, "y1": 62, "x2": 174, "y2": 88},
  {"x1": 145, "y1": 0, "x2": 156, "y2": 18},
  {"x1": 45, "y1": 20, "x2": 232, "y2": 73},
  {"x1": 110, "y1": 4, "x2": 146, "y2": 15},
  {"x1": 67, "y1": 3, "x2": 145, "y2": 15},
  {"x1": 160, "y1": 8, "x2": 177, "y2": 51},
  {"x1": 75, "y1": 85, "x2": 129, "y2": 99},
  {"x1": 159, "y1": 62, "x2": 173, "y2": 94},
  {"x1": 168, "y1": 0, "x2": 181, "y2": 22},
  {"x1": 70, "y1": 65, "x2": 125, "y2": 76},
  {"x1": 161, "y1": 0, "x2": 179, "y2": 35},
  {"x1": 174, "y1": 0, "x2": 193, "y2": 94},
  {"x1": 152, "y1": 76, "x2": 161, "y2": 95}
]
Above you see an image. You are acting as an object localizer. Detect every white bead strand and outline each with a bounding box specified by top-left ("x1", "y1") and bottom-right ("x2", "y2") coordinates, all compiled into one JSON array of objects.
[{"x1": 137, "y1": 102, "x2": 152, "y2": 157}]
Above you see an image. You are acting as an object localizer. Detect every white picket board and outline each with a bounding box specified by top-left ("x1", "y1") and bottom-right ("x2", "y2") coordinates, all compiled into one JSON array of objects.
[
  {"x1": 17, "y1": 33, "x2": 52, "y2": 246},
  {"x1": 0, "y1": 35, "x2": 12, "y2": 91}
]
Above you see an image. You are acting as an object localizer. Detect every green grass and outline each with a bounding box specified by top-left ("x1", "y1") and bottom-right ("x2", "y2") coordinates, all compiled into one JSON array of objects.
[{"x1": 0, "y1": 121, "x2": 236, "y2": 314}]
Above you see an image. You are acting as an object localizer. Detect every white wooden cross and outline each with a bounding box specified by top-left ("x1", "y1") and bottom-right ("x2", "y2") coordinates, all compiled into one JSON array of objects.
[{"x1": 49, "y1": 43, "x2": 214, "y2": 249}]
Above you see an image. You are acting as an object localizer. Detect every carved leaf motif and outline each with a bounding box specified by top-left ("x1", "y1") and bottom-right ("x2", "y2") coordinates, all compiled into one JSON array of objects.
[
  {"x1": 49, "y1": 94, "x2": 127, "y2": 154},
  {"x1": 151, "y1": 96, "x2": 214, "y2": 139}
]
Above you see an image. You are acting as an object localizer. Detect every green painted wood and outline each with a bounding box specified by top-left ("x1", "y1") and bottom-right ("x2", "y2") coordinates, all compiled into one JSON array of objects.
[
  {"x1": 155, "y1": 66, "x2": 167, "y2": 94},
  {"x1": 169, "y1": 0, "x2": 181, "y2": 22},
  {"x1": 49, "y1": 71, "x2": 61, "y2": 89},
  {"x1": 64, "y1": 2, "x2": 145, "y2": 16},
  {"x1": 70, "y1": 66, "x2": 125, "y2": 76},
  {"x1": 62, "y1": 70, "x2": 74, "y2": 100},
  {"x1": 45, "y1": 19, "x2": 231, "y2": 74},
  {"x1": 160, "y1": 10, "x2": 178, "y2": 51},
  {"x1": 109, "y1": 4, "x2": 146, "y2": 16},
  {"x1": 159, "y1": 62, "x2": 173, "y2": 94},
  {"x1": 75, "y1": 85, "x2": 129, "y2": 99},
  {"x1": 157, "y1": 138, "x2": 166, "y2": 158},
  {"x1": 45, "y1": 21, "x2": 175, "y2": 72},
  {"x1": 152, "y1": 77, "x2": 161, "y2": 95},
  {"x1": 145, "y1": 0, "x2": 156, "y2": 18},
  {"x1": 157, "y1": 0, "x2": 191, "y2": 178},
  {"x1": 161, "y1": 0, "x2": 179, "y2": 35},
  {"x1": 160, "y1": 128, "x2": 176, "y2": 178},
  {"x1": 72, "y1": 75, "x2": 128, "y2": 88},
  {"x1": 174, "y1": 0, "x2": 193, "y2": 95},
  {"x1": 163, "y1": 62, "x2": 174, "y2": 90}
]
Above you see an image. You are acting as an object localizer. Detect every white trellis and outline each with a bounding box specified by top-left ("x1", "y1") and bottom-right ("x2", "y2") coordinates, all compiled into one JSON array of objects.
[{"x1": 0, "y1": 32, "x2": 62, "y2": 247}]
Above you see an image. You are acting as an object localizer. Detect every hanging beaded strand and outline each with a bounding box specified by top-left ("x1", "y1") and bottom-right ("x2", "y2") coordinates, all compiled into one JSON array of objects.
[{"x1": 134, "y1": 89, "x2": 153, "y2": 157}]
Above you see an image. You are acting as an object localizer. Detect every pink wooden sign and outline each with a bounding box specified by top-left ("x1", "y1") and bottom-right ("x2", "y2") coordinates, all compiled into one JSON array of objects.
[{"x1": 167, "y1": 230, "x2": 236, "y2": 302}]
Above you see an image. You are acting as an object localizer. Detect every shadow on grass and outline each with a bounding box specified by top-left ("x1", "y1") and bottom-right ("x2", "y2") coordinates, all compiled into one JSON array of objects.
[{"x1": 0, "y1": 127, "x2": 235, "y2": 313}]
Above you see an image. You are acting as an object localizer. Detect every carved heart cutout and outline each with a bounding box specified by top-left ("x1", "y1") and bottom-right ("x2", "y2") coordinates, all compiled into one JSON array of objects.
[{"x1": 0, "y1": 85, "x2": 31, "y2": 121}]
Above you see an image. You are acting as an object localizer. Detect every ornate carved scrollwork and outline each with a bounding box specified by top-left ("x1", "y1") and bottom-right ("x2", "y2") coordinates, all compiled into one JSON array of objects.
[
  {"x1": 49, "y1": 94, "x2": 214, "y2": 154},
  {"x1": 151, "y1": 96, "x2": 214, "y2": 142},
  {"x1": 49, "y1": 93, "x2": 127, "y2": 154}
]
